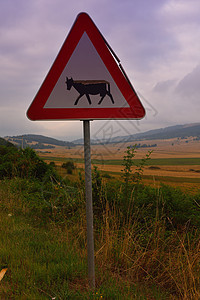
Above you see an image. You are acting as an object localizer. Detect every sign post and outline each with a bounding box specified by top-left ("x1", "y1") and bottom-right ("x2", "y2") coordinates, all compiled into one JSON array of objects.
[
  {"x1": 27, "y1": 12, "x2": 145, "y2": 289},
  {"x1": 83, "y1": 120, "x2": 95, "y2": 288}
]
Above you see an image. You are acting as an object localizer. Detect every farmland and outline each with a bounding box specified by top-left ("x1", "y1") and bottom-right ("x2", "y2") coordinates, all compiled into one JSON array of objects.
[{"x1": 38, "y1": 137, "x2": 200, "y2": 193}]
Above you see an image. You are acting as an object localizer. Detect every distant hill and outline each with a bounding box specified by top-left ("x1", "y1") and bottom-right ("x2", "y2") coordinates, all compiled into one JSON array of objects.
[
  {"x1": 5, "y1": 134, "x2": 75, "y2": 149},
  {"x1": 72, "y1": 138, "x2": 100, "y2": 145},
  {"x1": 101, "y1": 123, "x2": 200, "y2": 144},
  {"x1": 5, "y1": 123, "x2": 200, "y2": 148},
  {"x1": 72, "y1": 123, "x2": 200, "y2": 145}
]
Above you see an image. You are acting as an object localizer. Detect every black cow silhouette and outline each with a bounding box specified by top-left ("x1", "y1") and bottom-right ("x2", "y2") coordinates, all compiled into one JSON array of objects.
[{"x1": 65, "y1": 77, "x2": 114, "y2": 105}]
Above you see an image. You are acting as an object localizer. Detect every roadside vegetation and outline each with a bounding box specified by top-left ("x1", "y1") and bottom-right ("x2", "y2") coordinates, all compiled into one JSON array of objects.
[{"x1": 0, "y1": 145, "x2": 199, "y2": 299}]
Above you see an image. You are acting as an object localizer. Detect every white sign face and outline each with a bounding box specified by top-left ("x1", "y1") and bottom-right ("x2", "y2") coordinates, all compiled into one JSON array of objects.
[{"x1": 44, "y1": 32, "x2": 130, "y2": 109}]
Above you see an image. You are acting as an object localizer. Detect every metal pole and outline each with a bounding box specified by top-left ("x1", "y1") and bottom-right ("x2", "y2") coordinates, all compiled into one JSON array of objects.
[{"x1": 83, "y1": 120, "x2": 95, "y2": 289}]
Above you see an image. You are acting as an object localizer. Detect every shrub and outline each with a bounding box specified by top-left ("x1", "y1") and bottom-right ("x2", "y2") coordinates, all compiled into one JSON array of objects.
[
  {"x1": 92, "y1": 166, "x2": 106, "y2": 217},
  {"x1": 102, "y1": 173, "x2": 112, "y2": 179},
  {"x1": 148, "y1": 166, "x2": 161, "y2": 170},
  {"x1": 120, "y1": 145, "x2": 152, "y2": 214},
  {"x1": 62, "y1": 161, "x2": 75, "y2": 174},
  {"x1": 0, "y1": 146, "x2": 57, "y2": 181},
  {"x1": 49, "y1": 161, "x2": 56, "y2": 167}
]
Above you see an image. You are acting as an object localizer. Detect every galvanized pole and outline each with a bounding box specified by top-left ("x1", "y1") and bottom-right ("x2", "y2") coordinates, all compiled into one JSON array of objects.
[{"x1": 83, "y1": 120, "x2": 95, "y2": 289}]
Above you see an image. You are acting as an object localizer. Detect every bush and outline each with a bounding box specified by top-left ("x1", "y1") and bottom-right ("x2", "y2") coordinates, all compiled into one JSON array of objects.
[
  {"x1": 92, "y1": 166, "x2": 106, "y2": 217},
  {"x1": 49, "y1": 161, "x2": 56, "y2": 167},
  {"x1": 102, "y1": 173, "x2": 112, "y2": 179},
  {"x1": 107, "y1": 181, "x2": 200, "y2": 229},
  {"x1": 0, "y1": 146, "x2": 57, "y2": 181},
  {"x1": 62, "y1": 161, "x2": 75, "y2": 174}
]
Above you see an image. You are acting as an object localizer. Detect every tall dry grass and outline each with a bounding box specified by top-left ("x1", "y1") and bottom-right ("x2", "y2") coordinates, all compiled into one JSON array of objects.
[
  {"x1": 0, "y1": 172, "x2": 199, "y2": 298},
  {"x1": 93, "y1": 198, "x2": 200, "y2": 299}
]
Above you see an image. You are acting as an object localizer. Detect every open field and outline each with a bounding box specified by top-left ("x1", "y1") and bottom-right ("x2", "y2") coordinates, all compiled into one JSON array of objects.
[
  {"x1": 39, "y1": 137, "x2": 200, "y2": 159},
  {"x1": 38, "y1": 137, "x2": 200, "y2": 193}
]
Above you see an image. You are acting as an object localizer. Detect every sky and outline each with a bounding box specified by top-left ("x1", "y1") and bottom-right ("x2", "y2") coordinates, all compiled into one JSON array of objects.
[{"x1": 1, "y1": 0, "x2": 200, "y2": 141}]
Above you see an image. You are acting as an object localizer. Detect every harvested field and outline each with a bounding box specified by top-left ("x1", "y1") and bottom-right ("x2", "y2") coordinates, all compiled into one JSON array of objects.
[
  {"x1": 39, "y1": 137, "x2": 200, "y2": 160},
  {"x1": 38, "y1": 137, "x2": 200, "y2": 193},
  {"x1": 74, "y1": 163, "x2": 200, "y2": 178}
]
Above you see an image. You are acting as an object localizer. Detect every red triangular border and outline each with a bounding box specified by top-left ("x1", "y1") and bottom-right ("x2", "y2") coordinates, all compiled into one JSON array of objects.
[{"x1": 27, "y1": 12, "x2": 145, "y2": 120}]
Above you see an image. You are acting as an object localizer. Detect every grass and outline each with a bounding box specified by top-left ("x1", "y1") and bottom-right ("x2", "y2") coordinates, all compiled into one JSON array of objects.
[
  {"x1": 0, "y1": 177, "x2": 200, "y2": 299},
  {"x1": 41, "y1": 155, "x2": 200, "y2": 192},
  {"x1": 0, "y1": 210, "x2": 87, "y2": 299},
  {"x1": 41, "y1": 156, "x2": 200, "y2": 166},
  {"x1": 0, "y1": 144, "x2": 200, "y2": 299},
  {"x1": 0, "y1": 180, "x2": 156, "y2": 299},
  {"x1": 0, "y1": 196, "x2": 163, "y2": 299},
  {"x1": 57, "y1": 164, "x2": 200, "y2": 194}
]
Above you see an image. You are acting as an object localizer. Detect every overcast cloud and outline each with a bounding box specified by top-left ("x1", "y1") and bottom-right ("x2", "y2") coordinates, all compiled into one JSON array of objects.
[{"x1": 0, "y1": 0, "x2": 200, "y2": 141}]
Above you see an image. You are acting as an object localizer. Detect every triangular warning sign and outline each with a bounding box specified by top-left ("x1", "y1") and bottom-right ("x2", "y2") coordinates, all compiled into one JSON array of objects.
[{"x1": 27, "y1": 12, "x2": 145, "y2": 120}]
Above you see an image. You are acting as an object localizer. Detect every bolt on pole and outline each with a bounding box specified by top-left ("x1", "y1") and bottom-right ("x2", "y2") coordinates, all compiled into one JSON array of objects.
[{"x1": 83, "y1": 120, "x2": 95, "y2": 289}]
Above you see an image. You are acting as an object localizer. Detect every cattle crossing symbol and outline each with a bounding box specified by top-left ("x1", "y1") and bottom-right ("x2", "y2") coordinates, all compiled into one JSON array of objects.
[
  {"x1": 65, "y1": 77, "x2": 114, "y2": 105},
  {"x1": 27, "y1": 12, "x2": 145, "y2": 120}
]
